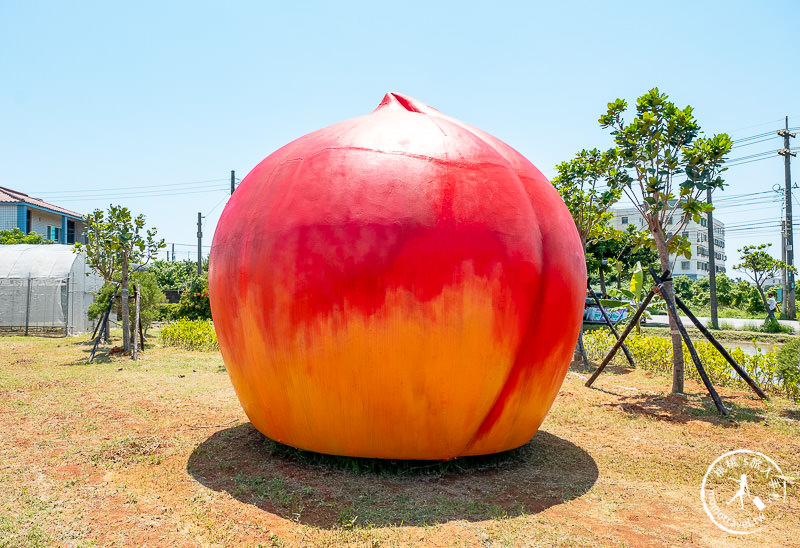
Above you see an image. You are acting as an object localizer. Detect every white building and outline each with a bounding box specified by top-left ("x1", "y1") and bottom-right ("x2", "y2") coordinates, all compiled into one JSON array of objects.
[{"x1": 610, "y1": 206, "x2": 726, "y2": 281}]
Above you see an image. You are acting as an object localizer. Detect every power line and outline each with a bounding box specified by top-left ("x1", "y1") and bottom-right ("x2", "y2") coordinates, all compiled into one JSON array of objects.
[
  {"x1": 731, "y1": 136, "x2": 780, "y2": 149},
  {"x1": 42, "y1": 185, "x2": 231, "y2": 202},
  {"x1": 31, "y1": 178, "x2": 230, "y2": 196}
]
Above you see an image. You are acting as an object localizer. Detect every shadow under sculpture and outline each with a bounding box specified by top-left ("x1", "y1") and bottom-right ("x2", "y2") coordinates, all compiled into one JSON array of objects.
[{"x1": 186, "y1": 423, "x2": 598, "y2": 529}]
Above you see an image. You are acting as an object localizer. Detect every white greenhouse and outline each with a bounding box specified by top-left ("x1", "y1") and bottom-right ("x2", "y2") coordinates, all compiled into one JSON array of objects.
[{"x1": 0, "y1": 244, "x2": 103, "y2": 336}]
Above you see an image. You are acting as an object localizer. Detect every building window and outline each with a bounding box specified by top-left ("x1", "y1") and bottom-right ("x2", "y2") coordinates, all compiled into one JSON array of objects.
[
  {"x1": 67, "y1": 220, "x2": 75, "y2": 244},
  {"x1": 682, "y1": 261, "x2": 690, "y2": 270},
  {"x1": 46, "y1": 226, "x2": 61, "y2": 241},
  {"x1": 700, "y1": 218, "x2": 707, "y2": 227},
  {"x1": 621, "y1": 216, "x2": 628, "y2": 225},
  {"x1": 26, "y1": 210, "x2": 31, "y2": 233},
  {"x1": 682, "y1": 231, "x2": 689, "y2": 239}
]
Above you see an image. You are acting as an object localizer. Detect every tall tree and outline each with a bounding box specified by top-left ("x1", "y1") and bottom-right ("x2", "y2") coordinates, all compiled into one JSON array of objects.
[
  {"x1": 735, "y1": 244, "x2": 795, "y2": 322},
  {"x1": 600, "y1": 88, "x2": 732, "y2": 394},
  {"x1": 74, "y1": 205, "x2": 164, "y2": 352}
]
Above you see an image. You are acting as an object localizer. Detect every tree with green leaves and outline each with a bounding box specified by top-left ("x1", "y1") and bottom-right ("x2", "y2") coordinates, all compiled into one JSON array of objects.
[
  {"x1": 148, "y1": 259, "x2": 199, "y2": 292},
  {"x1": 600, "y1": 88, "x2": 732, "y2": 394},
  {"x1": 74, "y1": 205, "x2": 164, "y2": 353},
  {"x1": 89, "y1": 271, "x2": 166, "y2": 336},
  {"x1": 734, "y1": 244, "x2": 795, "y2": 323},
  {"x1": 0, "y1": 228, "x2": 54, "y2": 245},
  {"x1": 552, "y1": 148, "x2": 623, "y2": 366},
  {"x1": 552, "y1": 148, "x2": 623, "y2": 252}
]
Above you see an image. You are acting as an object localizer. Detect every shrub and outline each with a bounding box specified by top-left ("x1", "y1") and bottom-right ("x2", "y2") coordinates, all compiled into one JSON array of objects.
[
  {"x1": 581, "y1": 330, "x2": 799, "y2": 400},
  {"x1": 88, "y1": 271, "x2": 166, "y2": 334},
  {"x1": 161, "y1": 319, "x2": 218, "y2": 351},
  {"x1": 158, "y1": 303, "x2": 180, "y2": 322},
  {"x1": 760, "y1": 318, "x2": 794, "y2": 334},
  {"x1": 149, "y1": 260, "x2": 199, "y2": 291},
  {"x1": 775, "y1": 339, "x2": 800, "y2": 401},
  {"x1": 177, "y1": 274, "x2": 211, "y2": 320}
]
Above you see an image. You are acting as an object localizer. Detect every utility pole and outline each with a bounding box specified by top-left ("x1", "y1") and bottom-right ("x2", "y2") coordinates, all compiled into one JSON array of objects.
[
  {"x1": 781, "y1": 220, "x2": 787, "y2": 313},
  {"x1": 197, "y1": 212, "x2": 203, "y2": 275},
  {"x1": 171, "y1": 243, "x2": 175, "y2": 263},
  {"x1": 706, "y1": 188, "x2": 718, "y2": 329},
  {"x1": 231, "y1": 170, "x2": 236, "y2": 195},
  {"x1": 778, "y1": 116, "x2": 797, "y2": 318}
]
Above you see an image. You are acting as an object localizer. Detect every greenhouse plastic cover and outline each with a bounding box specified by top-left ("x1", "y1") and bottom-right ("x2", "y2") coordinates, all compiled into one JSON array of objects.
[
  {"x1": 0, "y1": 244, "x2": 82, "y2": 278},
  {"x1": 0, "y1": 244, "x2": 102, "y2": 334}
]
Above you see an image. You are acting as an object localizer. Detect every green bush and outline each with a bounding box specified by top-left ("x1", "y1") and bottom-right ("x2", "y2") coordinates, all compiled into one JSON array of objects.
[
  {"x1": 775, "y1": 339, "x2": 800, "y2": 401},
  {"x1": 760, "y1": 318, "x2": 794, "y2": 334},
  {"x1": 177, "y1": 274, "x2": 211, "y2": 320},
  {"x1": 149, "y1": 260, "x2": 199, "y2": 291},
  {"x1": 158, "y1": 303, "x2": 180, "y2": 322},
  {"x1": 582, "y1": 330, "x2": 798, "y2": 400},
  {"x1": 88, "y1": 271, "x2": 166, "y2": 334},
  {"x1": 160, "y1": 319, "x2": 218, "y2": 351}
]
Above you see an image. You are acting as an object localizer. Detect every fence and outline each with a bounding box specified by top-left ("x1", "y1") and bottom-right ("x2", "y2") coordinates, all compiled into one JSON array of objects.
[{"x1": 0, "y1": 276, "x2": 71, "y2": 336}]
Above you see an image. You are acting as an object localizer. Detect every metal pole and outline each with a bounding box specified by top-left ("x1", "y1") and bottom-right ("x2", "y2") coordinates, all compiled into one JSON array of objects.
[
  {"x1": 706, "y1": 189, "x2": 718, "y2": 329},
  {"x1": 197, "y1": 212, "x2": 203, "y2": 276},
  {"x1": 231, "y1": 170, "x2": 236, "y2": 195},
  {"x1": 24, "y1": 277, "x2": 31, "y2": 336},
  {"x1": 778, "y1": 117, "x2": 797, "y2": 317},
  {"x1": 782, "y1": 117, "x2": 796, "y2": 318},
  {"x1": 64, "y1": 275, "x2": 70, "y2": 336}
]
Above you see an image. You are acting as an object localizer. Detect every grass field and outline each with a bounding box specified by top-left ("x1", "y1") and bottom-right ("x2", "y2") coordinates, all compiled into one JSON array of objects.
[{"x1": 1, "y1": 333, "x2": 798, "y2": 547}]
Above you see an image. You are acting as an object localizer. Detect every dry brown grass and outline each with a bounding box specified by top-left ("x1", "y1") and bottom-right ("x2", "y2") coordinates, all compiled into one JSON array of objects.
[{"x1": 1, "y1": 333, "x2": 799, "y2": 547}]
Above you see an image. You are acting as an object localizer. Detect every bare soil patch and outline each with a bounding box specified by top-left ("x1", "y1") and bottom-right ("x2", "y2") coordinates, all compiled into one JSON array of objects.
[{"x1": 1, "y1": 334, "x2": 798, "y2": 546}]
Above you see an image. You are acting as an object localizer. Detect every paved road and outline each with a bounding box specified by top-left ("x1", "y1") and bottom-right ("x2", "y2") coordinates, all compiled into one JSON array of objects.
[{"x1": 647, "y1": 315, "x2": 798, "y2": 334}]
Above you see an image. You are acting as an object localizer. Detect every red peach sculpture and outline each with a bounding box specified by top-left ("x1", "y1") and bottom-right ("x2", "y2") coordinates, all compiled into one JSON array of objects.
[{"x1": 209, "y1": 93, "x2": 585, "y2": 459}]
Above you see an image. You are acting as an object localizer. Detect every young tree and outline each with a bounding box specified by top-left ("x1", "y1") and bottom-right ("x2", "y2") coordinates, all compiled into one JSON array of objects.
[
  {"x1": 89, "y1": 271, "x2": 166, "y2": 336},
  {"x1": 75, "y1": 205, "x2": 164, "y2": 352},
  {"x1": 552, "y1": 148, "x2": 622, "y2": 364},
  {"x1": 552, "y1": 148, "x2": 623, "y2": 252},
  {"x1": 735, "y1": 244, "x2": 795, "y2": 322},
  {"x1": 600, "y1": 88, "x2": 732, "y2": 394},
  {"x1": 0, "y1": 228, "x2": 54, "y2": 245}
]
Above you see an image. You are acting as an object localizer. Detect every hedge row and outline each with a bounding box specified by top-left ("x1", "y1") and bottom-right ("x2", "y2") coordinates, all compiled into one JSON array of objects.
[{"x1": 582, "y1": 330, "x2": 800, "y2": 401}]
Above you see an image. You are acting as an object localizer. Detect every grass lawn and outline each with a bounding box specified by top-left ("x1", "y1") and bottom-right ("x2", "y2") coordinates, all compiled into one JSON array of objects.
[{"x1": 1, "y1": 332, "x2": 798, "y2": 546}]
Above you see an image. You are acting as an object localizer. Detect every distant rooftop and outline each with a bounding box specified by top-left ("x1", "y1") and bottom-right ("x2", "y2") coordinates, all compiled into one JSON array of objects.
[{"x1": 0, "y1": 186, "x2": 84, "y2": 219}]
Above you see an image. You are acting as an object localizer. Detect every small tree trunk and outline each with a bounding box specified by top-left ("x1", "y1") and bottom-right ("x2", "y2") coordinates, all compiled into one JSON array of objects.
[
  {"x1": 121, "y1": 255, "x2": 131, "y2": 352},
  {"x1": 653, "y1": 227, "x2": 684, "y2": 394},
  {"x1": 132, "y1": 284, "x2": 140, "y2": 360},
  {"x1": 598, "y1": 267, "x2": 607, "y2": 298}
]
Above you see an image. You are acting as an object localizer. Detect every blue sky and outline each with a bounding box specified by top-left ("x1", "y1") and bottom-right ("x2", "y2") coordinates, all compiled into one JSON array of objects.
[{"x1": 1, "y1": 1, "x2": 797, "y2": 274}]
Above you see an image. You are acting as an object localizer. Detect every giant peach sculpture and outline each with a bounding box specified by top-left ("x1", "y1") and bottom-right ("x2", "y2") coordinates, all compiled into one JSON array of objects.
[{"x1": 209, "y1": 93, "x2": 585, "y2": 459}]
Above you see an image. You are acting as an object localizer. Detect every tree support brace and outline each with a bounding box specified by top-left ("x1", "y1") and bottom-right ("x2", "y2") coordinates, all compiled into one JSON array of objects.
[
  {"x1": 586, "y1": 268, "x2": 747, "y2": 416},
  {"x1": 587, "y1": 278, "x2": 635, "y2": 367},
  {"x1": 649, "y1": 268, "x2": 727, "y2": 415},
  {"x1": 90, "y1": 284, "x2": 119, "y2": 363},
  {"x1": 585, "y1": 289, "x2": 654, "y2": 388},
  {"x1": 672, "y1": 294, "x2": 769, "y2": 401}
]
